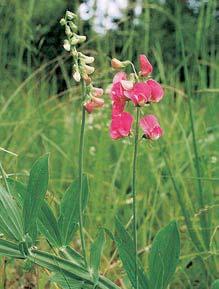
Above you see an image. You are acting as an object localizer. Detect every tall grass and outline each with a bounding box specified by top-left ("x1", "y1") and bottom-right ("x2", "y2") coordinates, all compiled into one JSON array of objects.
[{"x1": 0, "y1": 0, "x2": 218, "y2": 288}]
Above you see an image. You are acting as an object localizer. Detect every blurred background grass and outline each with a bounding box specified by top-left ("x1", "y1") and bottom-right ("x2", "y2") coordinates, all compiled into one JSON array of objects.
[{"x1": 0, "y1": 0, "x2": 218, "y2": 288}]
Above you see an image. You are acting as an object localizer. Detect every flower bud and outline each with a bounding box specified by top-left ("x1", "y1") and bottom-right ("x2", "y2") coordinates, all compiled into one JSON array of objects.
[
  {"x1": 111, "y1": 58, "x2": 130, "y2": 69},
  {"x1": 65, "y1": 25, "x2": 72, "y2": 36},
  {"x1": 77, "y1": 35, "x2": 86, "y2": 43},
  {"x1": 79, "y1": 53, "x2": 95, "y2": 64},
  {"x1": 83, "y1": 74, "x2": 92, "y2": 84},
  {"x1": 85, "y1": 65, "x2": 95, "y2": 75},
  {"x1": 111, "y1": 58, "x2": 123, "y2": 69},
  {"x1": 70, "y1": 37, "x2": 79, "y2": 45},
  {"x1": 63, "y1": 40, "x2": 71, "y2": 51},
  {"x1": 69, "y1": 22, "x2": 78, "y2": 32},
  {"x1": 60, "y1": 18, "x2": 66, "y2": 26},
  {"x1": 66, "y1": 11, "x2": 77, "y2": 20},
  {"x1": 73, "y1": 70, "x2": 81, "y2": 82},
  {"x1": 92, "y1": 87, "x2": 104, "y2": 97}
]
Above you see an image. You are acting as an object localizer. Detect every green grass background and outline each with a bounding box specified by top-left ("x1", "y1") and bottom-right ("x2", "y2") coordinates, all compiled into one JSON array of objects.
[{"x1": 0, "y1": 0, "x2": 218, "y2": 288}]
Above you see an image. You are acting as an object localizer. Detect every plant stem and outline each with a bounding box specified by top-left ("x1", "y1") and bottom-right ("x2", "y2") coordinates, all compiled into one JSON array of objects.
[
  {"x1": 132, "y1": 107, "x2": 140, "y2": 289},
  {"x1": 78, "y1": 79, "x2": 87, "y2": 268}
]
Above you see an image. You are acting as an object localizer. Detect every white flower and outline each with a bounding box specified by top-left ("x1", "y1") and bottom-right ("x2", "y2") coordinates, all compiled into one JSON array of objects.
[{"x1": 63, "y1": 40, "x2": 71, "y2": 51}]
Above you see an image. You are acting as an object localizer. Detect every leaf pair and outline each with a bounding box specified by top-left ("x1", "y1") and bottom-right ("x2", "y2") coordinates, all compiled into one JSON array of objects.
[{"x1": 114, "y1": 218, "x2": 180, "y2": 289}]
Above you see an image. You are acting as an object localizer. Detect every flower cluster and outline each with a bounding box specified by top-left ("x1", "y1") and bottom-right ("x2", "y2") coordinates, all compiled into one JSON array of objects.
[
  {"x1": 110, "y1": 55, "x2": 164, "y2": 140},
  {"x1": 60, "y1": 11, "x2": 104, "y2": 113}
]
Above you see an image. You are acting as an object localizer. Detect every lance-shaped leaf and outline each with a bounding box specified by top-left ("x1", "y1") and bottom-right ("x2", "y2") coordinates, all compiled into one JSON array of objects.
[
  {"x1": 28, "y1": 249, "x2": 120, "y2": 289},
  {"x1": 38, "y1": 200, "x2": 62, "y2": 247},
  {"x1": 114, "y1": 217, "x2": 149, "y2": 289},
  {"x1": 212, "y1": 280, "x2": 219, "y2": 289},
  {"x1": 0, "y1": 185, "x2": 24, "y2": 241},
  {"x1": 0, "y1": 239, "x2": 25, "y2": 259},
  {"x1": 58, "y1": 174, "x2": 89, "y2": 246},
  {"x1": 90, "y1": 228, "x2": 105, "y2": 284},
  {"x1": 148, "y1": 221, "x2": 180, "y2": 289},
  {"x1": 8, "y1": 178, "x2": 62, "y2": 247},
  {"x1": 23, "y1": 154, "x2": 49, "y2": 234},
  {"x1": 59, "y1": 246, "x2": 84, "y2": 266},
  {"x1": 51, "y1": 273, "x2": 92, "y2": 289}
]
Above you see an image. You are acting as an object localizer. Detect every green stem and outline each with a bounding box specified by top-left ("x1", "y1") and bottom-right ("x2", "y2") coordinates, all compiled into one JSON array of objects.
[
  {"x1": 78, "y1": 79, "x2": 87, "y2": 268},
  {"x1": 132, "y1": 107, "x2": 140, "y2": 289}
]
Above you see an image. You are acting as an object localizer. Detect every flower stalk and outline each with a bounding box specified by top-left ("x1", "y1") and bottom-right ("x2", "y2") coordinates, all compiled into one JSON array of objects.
[
  {"x1": 78, "y1": 79, "x2": 88, "y2": 268},
  {"x1": 61, "y1": 10, "x2": 104, "y2": 268},
  {"x1": 132, "y1": 107, "x2": 140, "y2": 289},
  {"x1": 109, "y1": 55, "x2": 164, "y2": 288}
]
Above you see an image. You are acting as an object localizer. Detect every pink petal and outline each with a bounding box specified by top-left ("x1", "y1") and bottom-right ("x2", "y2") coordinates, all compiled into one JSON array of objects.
[
  {"x1": 124, "y1": 82, "x2": 151, "y2": 106},
  {"x1": 111, "y1": 82, "x2": 126, "y2": 102},
  {"x1": 84, "y1": 97, "x2": 104, "y2": 113},
  {"x1": 112, "y1": 100, "x2": 126, "y2": 115},
  {"x1": 139, "y1": 115, "x2": 163, "y2": 140},
  {"x1": 92, "y1": 87, "x2": 104, "y2": 98},
  {"x1": 147, "y1": 79, "x2": 164, "y2": 102},
  {"x1": 139, "y1": 54, "x2": 153, "y2": 77},
  {"x1": 110, "y1": 112, "x2": 134, "y2": 140},
  {"x1": 113, "y1": 72, "x2": 127, "y2": 84}
]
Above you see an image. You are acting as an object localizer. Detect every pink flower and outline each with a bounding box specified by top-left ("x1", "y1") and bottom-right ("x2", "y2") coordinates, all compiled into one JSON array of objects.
[
  {"x1": 112, "y1": 99, "x2": 126, "y2": 115},
  {"x1": 111, "y1": 72, "x2": 128, "y2": 102},
  {"x1": 92, "y1": 87, "x2": 104, "y2": 98},
  {"x1": 124, "y1": 82, "x2": 151, "y2": 106},
  {"x1": 110, "y1": 112, "x2": 133, "y2": 140},
  {"x1": 110, "y1": 72, "x2": 129, "y2": 115},
  {"x1": 139, "y1": 115, "x2": 163, "y2": 140},
  {"x1": 147, "y1": 79, "x2": 164, "y2": 103},
  {"x1": 139, "y1": 55, "x2": 153, "y2": 77},
  {"x1": 113, "y1": 72, "x2": 127, "y2": 83},
  {"x1": 84, "y1": 97, "x2": 104, "y2": 113}
]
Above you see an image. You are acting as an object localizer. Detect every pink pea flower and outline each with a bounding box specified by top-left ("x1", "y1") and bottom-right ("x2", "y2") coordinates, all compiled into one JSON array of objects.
[
  {"x1": 110, "y1": 72, "x2": 130, "y2": 115},
  {"x1": 112, "y1": 99, "x2": 126, "y2": 115},
  {"x1": 147, "y1": 79, "x2": 164, "y2": 103},
  {"x1": 84, "y1": 97, "x2": 104, "y2": 113},
  {"x1": 140, "y1": 115, "x2": 163, "y2": 140},
  {"x1": 124, "y1": 82, "x2": 151, "y2": 106},
  {"x1": 113, "y1": 71, "x2": 127, "y2": 83},
  {"x1": 139, "y1": 54, "x2": 153, "y2": 77},
  {"x1": 92, "y1": 87, "x2": 104, "y2": 98},
  {"x1": 110, "y1": 112, "x2": 134, "y2": 140}
]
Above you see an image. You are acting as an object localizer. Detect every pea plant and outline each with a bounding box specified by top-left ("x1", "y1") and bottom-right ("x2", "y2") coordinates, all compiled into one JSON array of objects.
[{"x1": 0, "y1": 11, "x2": 184, "y2": 289}]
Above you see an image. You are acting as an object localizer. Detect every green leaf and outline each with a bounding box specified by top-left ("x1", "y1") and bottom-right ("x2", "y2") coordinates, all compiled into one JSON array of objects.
[
  {"x1": 28, "y1": 249, "x2": 120, "y2": 289},
  {"x1": 58, "y1": 174, "x2": 89, "y2": 245},
  {"x1": 59, "y1": 246, "x2": 84, "y2": 266},
  {"x1": 0, "y1": 239, "x2": 25, "y2": 259},
  {"x1": 114, "y1": 217, "x2": 149, "y2": 289},
  {"x1": 29, "y1": 249, "x2": 90, "y2": 281},
  {"x1": 7, "y1": 178, "x2": 25, "y2": 207},
  {"x1": 0, "y1": 185, "x2": 24, "y2": 241},
  {"x1": 90, "y1": 228, "x2": 105, "y2": 284},
  {"x1": 51, "y1": 273, "x2": 92, "y2": 289},
  {"x1": 38, "y1": 200, "x2": 62, "y2": 247},
  {"x1": 8, "y1": 178, "x2": 62, "y2": 247},
  {"x1": 23, "y1": 154, "x2": 49, "y2": 234},
  {"x1": 212, "y1": 280, "x2": 219, "y2": 289},
  {"x1": 148, "y1": 221, "x2": 180, "y2": 289}
]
